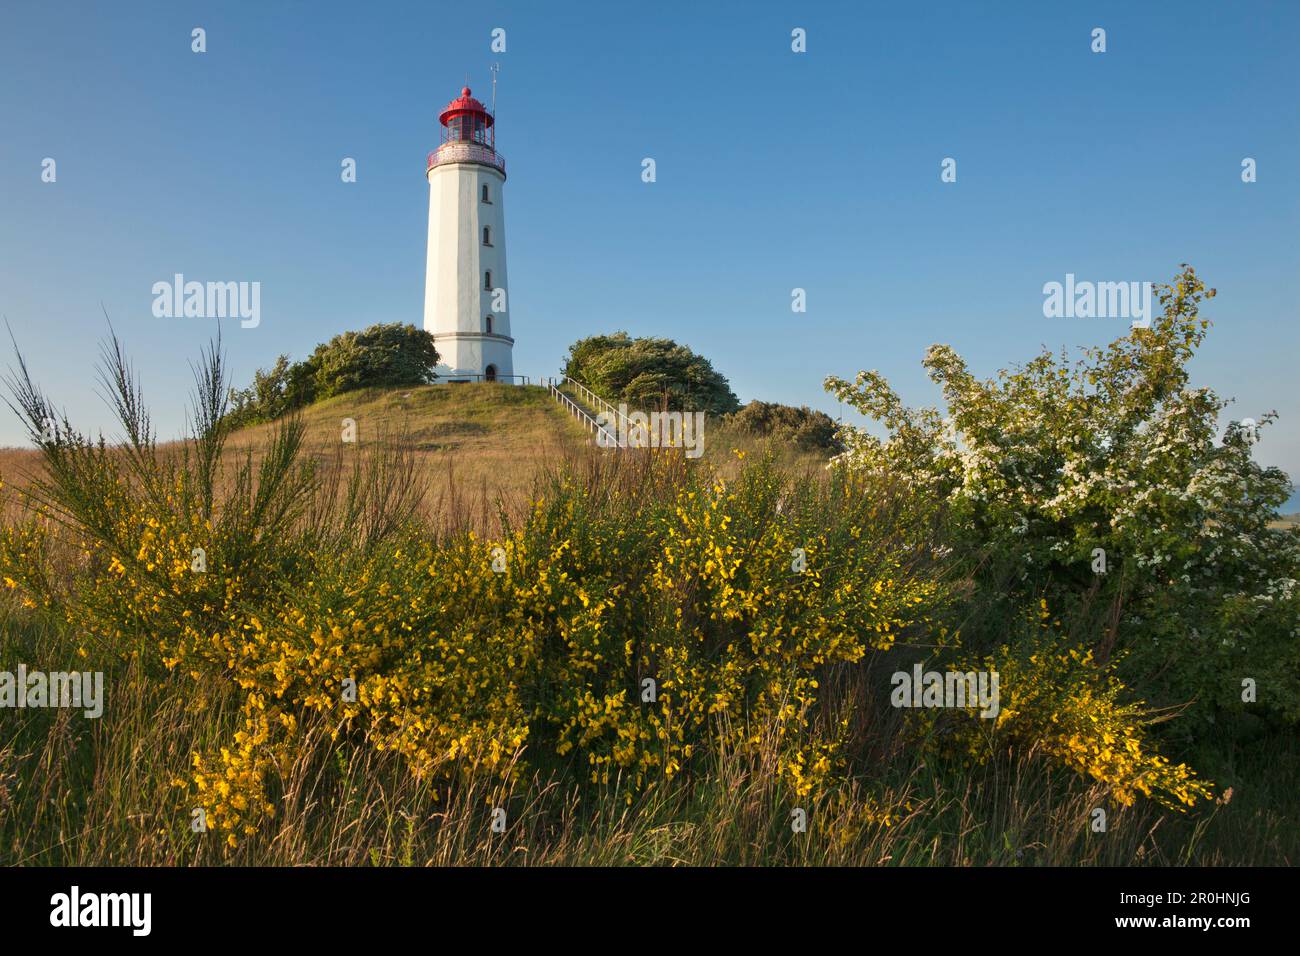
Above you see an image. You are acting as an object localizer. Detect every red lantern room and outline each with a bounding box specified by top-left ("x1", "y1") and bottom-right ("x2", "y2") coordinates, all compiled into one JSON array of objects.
[
  {"x1": 429, "y1": 85, "x2": 504, "y2": 176},
  {"x1": 439, "y1": 87, "x2": 494, "y2": 149}
]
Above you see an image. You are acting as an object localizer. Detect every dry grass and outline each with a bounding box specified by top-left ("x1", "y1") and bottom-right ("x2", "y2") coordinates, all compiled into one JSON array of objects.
[
  {"x1": 0, "y1": 383, "x2": 835, "y2": 535},
  {"x1": 0, "y1": 383, "x2": 585, "y2": 532}
]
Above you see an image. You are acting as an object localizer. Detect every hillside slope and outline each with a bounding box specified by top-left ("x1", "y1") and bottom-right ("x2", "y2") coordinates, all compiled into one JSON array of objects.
[
  {"x1": 0, "y1": 383, "x2": 592, "y2": 530},
  {"x1": 228, "y1": 382, "x2": 592, "y2": 524},
  {"x1": 230, "y1": 382, "x2": 581, "y2": 453},
  {"x1": 0, "y1": 381, "x2": 834, "y2": 531}
]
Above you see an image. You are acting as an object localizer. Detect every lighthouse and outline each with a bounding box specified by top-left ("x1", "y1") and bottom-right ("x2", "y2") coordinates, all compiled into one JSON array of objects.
[{"x1": 423, "y1": 85, "x2": 513, "y2": 381}]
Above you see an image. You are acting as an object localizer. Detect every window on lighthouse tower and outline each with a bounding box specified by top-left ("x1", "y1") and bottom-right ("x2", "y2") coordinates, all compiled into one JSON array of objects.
[
  {"x1": 481, "y1": 184, "x2": 491, "y2": 203},
  {"x1": 482, "y1": 226, "x2": 492, "y2": 246},
  {"x1": 485, "y1": 315, "x2": 493, "y2": 335},
  {"x1": 484, "y1": 270, "x2": 492, "y2": 290}
]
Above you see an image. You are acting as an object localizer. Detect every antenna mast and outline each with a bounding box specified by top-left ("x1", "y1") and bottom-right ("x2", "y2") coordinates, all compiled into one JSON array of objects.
[{"x1": 490, "y1": 62, "x2": 500, "y2": 116}]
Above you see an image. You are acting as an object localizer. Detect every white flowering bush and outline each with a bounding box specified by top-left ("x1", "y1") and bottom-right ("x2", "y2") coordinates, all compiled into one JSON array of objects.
[{"x1": 826, "y1": 266, "x2": 1300, "y2": 727}]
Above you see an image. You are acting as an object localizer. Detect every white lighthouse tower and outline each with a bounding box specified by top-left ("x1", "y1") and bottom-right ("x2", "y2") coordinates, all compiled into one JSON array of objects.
[{"x1": 423, "y1": 84, "x2": 513, "y2": 381}]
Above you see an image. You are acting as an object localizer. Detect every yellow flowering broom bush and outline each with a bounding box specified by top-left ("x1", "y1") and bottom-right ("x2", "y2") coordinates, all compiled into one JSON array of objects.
[
  {"x1": 0, "y1": 335, "x2": 953, "y2": 839},
  {"x1": 925, "y1": 627, "x2": 1214, "y2": 811}
]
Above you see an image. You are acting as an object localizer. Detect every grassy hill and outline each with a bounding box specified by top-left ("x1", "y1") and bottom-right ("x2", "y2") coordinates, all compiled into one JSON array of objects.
[
  {"x1": 0, "y1": 383, "x2": 589, "y2": 532},
  {"x1": 0, "y1": 382, "x2": 832, "y2": 533},
  {"x1": 226, "y1": 382, "x2": 591, "y2": 530},
  {"x1": 232, "y1": 382, "x2": 580, "y2": 452}
]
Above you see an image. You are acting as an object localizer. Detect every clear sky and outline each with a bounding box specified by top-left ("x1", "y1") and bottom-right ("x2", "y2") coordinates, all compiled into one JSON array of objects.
[{"x1": 1, "y1": 1, "x2": 1297, "y2": 502}]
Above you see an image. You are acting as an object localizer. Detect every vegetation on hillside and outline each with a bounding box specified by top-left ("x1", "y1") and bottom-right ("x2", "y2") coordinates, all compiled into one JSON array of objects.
[
  {"x1": 227, "y1": 323, "x2": 439, "y2": 427},
  {"x1": 562, "y1": 332, "x2": 740, "y2": 415},
  {"x1": 726, "y1": 400, "x2": 843, "y2": 453}
]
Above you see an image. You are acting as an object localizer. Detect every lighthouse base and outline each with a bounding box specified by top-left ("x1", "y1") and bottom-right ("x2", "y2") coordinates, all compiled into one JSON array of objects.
[{"x1": 432, "y1": 332, "x2": 514, "y2": 382}]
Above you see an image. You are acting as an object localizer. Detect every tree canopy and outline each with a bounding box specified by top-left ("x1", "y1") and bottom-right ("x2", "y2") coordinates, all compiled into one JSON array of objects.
[
  {"x1": 727, "y1": 400, "x2": 843, "y2": 453},
  {"x1": 227, "y1": 323, "x2": 439, "y2": 426},
  {"x1": 563, "y1": 332, "x2": 740, "y2": 415}
]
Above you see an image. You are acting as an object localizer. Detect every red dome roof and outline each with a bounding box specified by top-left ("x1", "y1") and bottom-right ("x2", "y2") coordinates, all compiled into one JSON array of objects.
[{"x1": 439, "y1": 86, "x2": 494, "y2": 127}]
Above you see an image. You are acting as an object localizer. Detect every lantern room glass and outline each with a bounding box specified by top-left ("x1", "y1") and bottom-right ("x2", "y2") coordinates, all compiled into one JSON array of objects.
[{"x1": 442, "y1": 113, "x2": 494, "y2": 149}]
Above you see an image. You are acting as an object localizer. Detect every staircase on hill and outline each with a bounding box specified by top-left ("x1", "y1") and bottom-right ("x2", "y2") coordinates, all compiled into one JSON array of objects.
[{"x1": 546, "y1": 376, "x2": 629, "y2": 447}]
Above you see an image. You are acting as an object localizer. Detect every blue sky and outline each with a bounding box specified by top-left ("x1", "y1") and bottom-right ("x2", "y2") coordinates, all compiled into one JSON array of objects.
[{"x1": 1, "y1": 1, "x2": 1297, "y2": 502}]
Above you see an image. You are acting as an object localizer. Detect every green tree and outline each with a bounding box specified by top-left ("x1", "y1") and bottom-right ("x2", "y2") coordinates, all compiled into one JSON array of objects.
[
  {"x1": 309, "y1": 323, "x2": 440, "y2": 399},
  {"x1": 227, "y1": 324, "x2": 439, "y2": 425},
  {"x1": 727, "y1": 401, "x2": 843, "y2": 453},
  {"x1": 563, "y1": 332, "x2": 740, "y2": 415}
]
